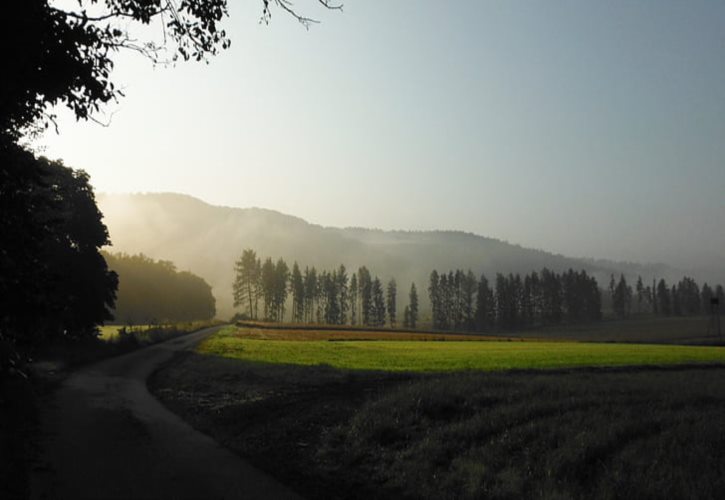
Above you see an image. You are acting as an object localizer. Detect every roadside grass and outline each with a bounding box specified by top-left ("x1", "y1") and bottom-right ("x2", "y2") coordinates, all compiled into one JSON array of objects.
[
  {"x1": 150, "y1": 352, "x2": 725, "y2": 499},
  {"x1": 99, "y1": 321, "x2": 217, "y2": 342},
  {"x1": 198, "y1": 326, "x2": 725, "y2": 372}
]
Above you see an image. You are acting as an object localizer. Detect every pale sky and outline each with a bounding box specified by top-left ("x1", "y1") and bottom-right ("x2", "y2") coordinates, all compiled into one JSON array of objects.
[{"x1": 38, "y1": 1, "x2": 725, "y2": 271}]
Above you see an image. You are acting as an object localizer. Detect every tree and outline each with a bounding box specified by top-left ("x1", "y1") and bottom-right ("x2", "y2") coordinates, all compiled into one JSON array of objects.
[
  {"x1": 358, "y1": 267, "x2": 373, "y2": 326},
  {"x1": 716, "y1": 285, "x2": 725, "y2": 315},
  {"x1": 657, "y1": 279, "x2": 671, "y2": 316},
  {"x1": 2, "y1": 0, "x2": 342, "y2": 142},
  {"x1": 612, "y1": 274, "x2": 632, "y2": 318},
  {"x1": 474, "y1": 274, "x2": 494, "y2": 331},
  {"x1": 337, "y1": 265, "x2": 349, "y2": 325},
  {"x1": 635, "y1": 276, "x2": 645, "y2": 314},
  {"x1": 290, "y1": 262, "x2": 305, "y2": 322},
  {"x1": 233, "y1": 249, "x2": 261, "y2": 319},
  {"x1": 461, "y1": 270, "x2": 477, "y2": 331},
  {"x1": 386, "y1": 278, "x2": 397, "y2": 328},
  {"x1": 702, "y1": 283, "x2": 714, "y2": 313},
  {"x1": 428, "y1": 270, "x2": 441, "y2": 329},
  {"x1": 371, "y1": 277, "x2": 386, "y2": 327},
  {"x1": 0, "y1": 148, "x2": 117, "y2": 346},
  {"x1": 408, "y1": 283, "x2": 419, "y2": 329},
  {"x1": 105, "y1": 252, "x2": 214, "y2": 323},
  {"x1": 303, "y1": 267, "x2": 318, "y2": 323},
  {"x1": 349, "y1": 273, "x2": 358, "y2": 326}
]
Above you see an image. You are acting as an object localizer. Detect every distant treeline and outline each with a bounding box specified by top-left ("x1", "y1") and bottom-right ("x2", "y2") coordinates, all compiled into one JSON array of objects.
[
  {"x1": 104, "y1": 252, "x2": 216, "y2": 324},
  {"x1": 232, "y1": 249, "x2": 413, "y2": 327},
  {"x1": 232, "y1": 250, "x2": 601, "y2": 331},
  {"x1": 429, "y1": 268, "x2": 601, "y2": 331},
  {"x1": 608, "y1": 274, "x2": 724, "y2": 318}
]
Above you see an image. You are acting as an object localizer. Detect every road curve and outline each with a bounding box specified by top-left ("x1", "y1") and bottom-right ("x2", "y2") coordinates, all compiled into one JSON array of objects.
[{"x1": 31, "y1": 326, "x2": 300, "y2": 500}]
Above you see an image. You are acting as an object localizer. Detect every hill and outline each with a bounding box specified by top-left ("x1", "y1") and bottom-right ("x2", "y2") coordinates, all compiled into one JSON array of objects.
[{"x1": 97, "y1": 193, "x2": 683, "y2": 319}]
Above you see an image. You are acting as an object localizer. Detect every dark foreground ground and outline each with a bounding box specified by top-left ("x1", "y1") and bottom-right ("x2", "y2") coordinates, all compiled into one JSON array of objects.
[
  {"x1": 29, "y1": 327, "x2": 297, "y2": 500},
  {"x1": 150, "y1": 353, "x2": 725, "y2": 499}
]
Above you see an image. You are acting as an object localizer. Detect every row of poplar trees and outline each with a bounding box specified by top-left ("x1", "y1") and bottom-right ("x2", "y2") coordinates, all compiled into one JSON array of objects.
[
  {"x1": 610, "y1": 274, "x2": 724, "y2": 318},
  {"x1": 232, "y1": 249, "x2": 420, "y2": 328},
  {"x1": 429, "y1": 268, "x2": 602, "y2": 332}
]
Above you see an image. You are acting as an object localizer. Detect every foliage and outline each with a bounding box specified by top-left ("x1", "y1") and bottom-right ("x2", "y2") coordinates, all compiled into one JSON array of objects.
[
  {"x1": 103, "y1": 252, "x2": 215, "y2": 324},
  {"x1": 0, "y1": 143, "x2": 117, "y2": 347},
  {"x1": 1, "y1": 0, "x2": 230, "y2": 141}
]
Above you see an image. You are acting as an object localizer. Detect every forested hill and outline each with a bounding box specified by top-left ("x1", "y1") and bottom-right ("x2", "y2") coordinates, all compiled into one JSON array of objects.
[{"x1": 97, "y1": 193, "x2": 681, "y2": 319}]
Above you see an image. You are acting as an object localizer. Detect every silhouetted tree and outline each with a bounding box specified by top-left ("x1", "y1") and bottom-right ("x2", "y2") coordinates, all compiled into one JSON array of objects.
[
  {"x1": 702, "y1": 283, "x2": 714, "y2": 314},
  {"x1": 358, "y1": 267, "x2": 373, "y2": 326},
  {"x1": 290, "y1": 262, "x2": 305, "y2": 323},
  {"x1": 3, "y1": 0, "x2": 342, "y2": 143},
  {"x1": 371, "y1": 277, "x2": 386, "y2": 327},
  {"x1": 233, "y1": 249, "x2": 261, "y2": 320},
  {"x1": 461, "y1": 270, "x2": 477, "y2": 331},
  {"x1": 677, "y1": 277, "x2": 701, "y2": 316},
  {"x1": 636, "y1": 276, "x2": 645, "y2": 314},
  {"x1": 0, "y1": 149, "x2": 117, "y2": 346},
  {"x1": 657, "y1": 279, "x2": 671, "y2": 316},
  {"x1": 475, "y1": 274, "x2": 494, "y2": 331},
  {"x1": 349, "y1": 273, "x2": 358, "y2": 326},
  {"x1": 429, "y1": 270, "x2": 441, "y2": 329},
  {"x1": 106, "y1": 252, "x2": 214, "y2": 323},
  {"x1": 612, "y1": 274, "x2": 632, "y2": 318},
  {"x1": 386, "y1": 278, "x2": 397, "y2": 328},
  {"x1": 303, "y1": 266, "x2": 318, "y2": 323},
  {"x1": 409, "y1": 283, "x2": 419, "y2": 329},
  {"x1": 337, "y1": 265, "x2": 349, "y2": 325},
  {"x1": 671, "y1": 285, "x2": 681, "y2": 316}
]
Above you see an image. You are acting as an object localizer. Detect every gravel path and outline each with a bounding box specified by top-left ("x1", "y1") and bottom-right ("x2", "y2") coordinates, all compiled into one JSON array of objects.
[{"x1": 31, "y1": 326, "x2": 300, "y2": 500}]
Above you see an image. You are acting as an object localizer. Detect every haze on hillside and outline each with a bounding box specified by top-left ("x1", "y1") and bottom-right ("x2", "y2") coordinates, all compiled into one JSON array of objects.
[
  {"x1": 98, "y1": 193, "x2": 703, "y2": 319},
  {"x1": 38, "y1": 1, "x2": 725, "y2": 275}
]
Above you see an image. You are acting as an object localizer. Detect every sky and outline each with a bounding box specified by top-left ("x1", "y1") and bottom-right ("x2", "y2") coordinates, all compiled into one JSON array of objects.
[{"x1": 38, "y1": 1, "x2": 725, "y2": 271}]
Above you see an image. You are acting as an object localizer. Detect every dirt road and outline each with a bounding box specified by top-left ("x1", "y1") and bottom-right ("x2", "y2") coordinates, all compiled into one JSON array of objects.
[{"x1": 31, "y1": 326, "x2": 300, "y2": 499}]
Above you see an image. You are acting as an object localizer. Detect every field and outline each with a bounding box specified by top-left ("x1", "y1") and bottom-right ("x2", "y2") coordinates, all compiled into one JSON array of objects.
[
  {"x1": 199, "y1": 325, "x2": 725, "y2": 372},
  {"x1": 149, "y1": 321, "x2": 725, "y2": 499}
]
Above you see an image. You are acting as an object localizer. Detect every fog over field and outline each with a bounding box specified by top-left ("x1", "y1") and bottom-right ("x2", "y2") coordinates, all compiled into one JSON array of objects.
[{"x1": 98, "y1": 192, "x2": 710, "y2": 319}]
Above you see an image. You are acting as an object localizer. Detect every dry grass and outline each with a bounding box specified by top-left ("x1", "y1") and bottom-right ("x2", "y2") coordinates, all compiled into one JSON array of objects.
[{"x1": 232, "y1": 324, "x2": 501, "y2": 342}]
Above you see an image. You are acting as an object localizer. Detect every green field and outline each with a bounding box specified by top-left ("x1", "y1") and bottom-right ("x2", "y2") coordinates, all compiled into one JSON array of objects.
[{"x1": 199, "y1": 326, "x2": 725, "y2": 372}]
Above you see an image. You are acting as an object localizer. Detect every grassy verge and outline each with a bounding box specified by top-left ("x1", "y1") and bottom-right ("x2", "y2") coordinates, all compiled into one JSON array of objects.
[
  {"x1": 149, "y1": 352, "x2": 725, "y2": 499},
  {"x1": 199, "y1": 326, "x2": 725, "y2": 372},
  {"x1": 34, "y1": 320, "x2": 222, "y2": 370}
]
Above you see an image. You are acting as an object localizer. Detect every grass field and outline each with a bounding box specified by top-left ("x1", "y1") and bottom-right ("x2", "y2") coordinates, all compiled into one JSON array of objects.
[
  {"x1": 199, "y1": 326, "x2": 725, "y2": 372},
  {"x1": 151, "y1": 352, "x2": 725, "y2": 500}
]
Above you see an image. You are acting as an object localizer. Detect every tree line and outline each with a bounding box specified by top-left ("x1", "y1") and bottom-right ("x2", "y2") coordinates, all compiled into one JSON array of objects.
[
  {"x1": 429, "y1": 268, "x2": 602, "y2": 332},
  {"x1": 104, "y1": 252, "x2": 216, "y2": 324},
  {"x1": 232, "y1": 249, "x2": 419, "y2": 328},
  {"x1": 610, "y1": 274, "x2": 724, "y2": 318}
]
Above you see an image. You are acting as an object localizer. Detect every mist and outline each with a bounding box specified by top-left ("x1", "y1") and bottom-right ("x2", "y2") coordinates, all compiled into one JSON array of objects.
[{"x1": 97, "y1": 192, "x2": 713, "y2": 319}]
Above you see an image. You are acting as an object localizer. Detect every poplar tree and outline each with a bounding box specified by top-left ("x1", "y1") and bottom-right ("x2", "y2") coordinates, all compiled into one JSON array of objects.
[
  {"x1": 371, "y1": 277, "x2": 386, "y2": 327},
  {"x1": 349, "y1": 273, "x2": 358, "y2": 326},
  {"x1": 232, "y1": 249, "x2": 261, "y2": 320},
  {"x1": 386, "y1": 278, "x2": 397, "y2": 328},
  {"x1": 409, "y1": 283, "x2": 419, "y2": 329}
]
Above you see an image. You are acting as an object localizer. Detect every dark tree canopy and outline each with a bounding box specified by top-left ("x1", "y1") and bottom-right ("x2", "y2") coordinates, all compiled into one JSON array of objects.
[
  {"x1": 1, "y1": 0, "x2": 341, "y2": 142},
  {"x1": 104, "y1": 252, "x2": 216, "y2": 324},
  {"x1": 0, "y1": 143, "x2": 118, "y2": 345},
  {"x1": 1, "y1": 0, "x2": 230, "y2": 141}
]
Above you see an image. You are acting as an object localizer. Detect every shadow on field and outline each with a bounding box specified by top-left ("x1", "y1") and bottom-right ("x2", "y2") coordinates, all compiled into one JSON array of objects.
[{"x1": 149, "y1": 351, "x2": 725, "y2": 499}]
